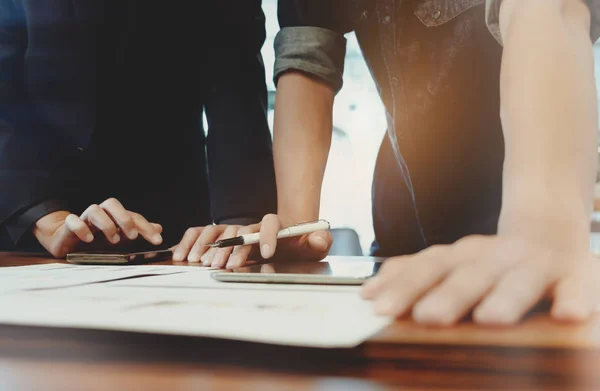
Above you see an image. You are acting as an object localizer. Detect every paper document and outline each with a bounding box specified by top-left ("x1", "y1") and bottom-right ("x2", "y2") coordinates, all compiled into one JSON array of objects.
[
  {"x1": 0, "y1": 263, "x2": 212, "y2": 292},
  {"x1": 0, "y1": 259, "x2": 392, "y2": 348},
  {"x1": 0, "y1": 284, "x2": 390, "y2": 348}
]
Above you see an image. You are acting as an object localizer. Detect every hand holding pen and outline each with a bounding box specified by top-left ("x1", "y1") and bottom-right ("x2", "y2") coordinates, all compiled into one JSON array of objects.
[{"x1": 173, "y1": 215, "x2": 333, "y2": 268}]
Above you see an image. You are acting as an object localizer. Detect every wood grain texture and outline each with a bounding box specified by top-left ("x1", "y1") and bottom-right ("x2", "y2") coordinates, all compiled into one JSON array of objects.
[{"x1": 1, "y1": 252, "x2": 599, "y2": 390}]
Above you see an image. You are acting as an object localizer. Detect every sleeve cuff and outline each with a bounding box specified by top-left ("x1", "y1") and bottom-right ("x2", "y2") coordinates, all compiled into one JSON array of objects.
[
  {"x1": 274, "y1": 26, "x2": 347, "y2": 93},
  {"x1": 4, "y1": 199, "x2": 70, "y2": 245},
  {"x1": 216, "y1": 216, "x2": 263, "y2": 226},
  {"x1": 588, "y1": 0, "x2": 600, "y2": 43},
  {"x1": 485, "y1": 0, "x2": 503, "y2": 45}
]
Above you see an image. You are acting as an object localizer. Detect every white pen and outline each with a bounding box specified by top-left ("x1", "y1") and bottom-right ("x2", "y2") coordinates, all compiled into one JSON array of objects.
[{"x1": 207, "y1": 219, "x2": 331, "y2": 248}]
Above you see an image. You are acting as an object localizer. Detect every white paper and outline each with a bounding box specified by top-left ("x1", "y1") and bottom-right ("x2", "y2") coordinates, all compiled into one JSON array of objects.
[
  {"x1": 0, "y1": 284, "x2": 391, "y2": 348},
  {"x1": 0, "y1": 263, "x2": 213, "y2": 292},
  {"x1": 0, "y1": 257, "x2": 392, "y2": 347}
]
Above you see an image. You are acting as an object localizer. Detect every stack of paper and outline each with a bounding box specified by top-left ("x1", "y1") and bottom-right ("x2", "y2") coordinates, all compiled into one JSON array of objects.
[{"x1": 0, "y1": 263, "x2": 391, "y2": 348}]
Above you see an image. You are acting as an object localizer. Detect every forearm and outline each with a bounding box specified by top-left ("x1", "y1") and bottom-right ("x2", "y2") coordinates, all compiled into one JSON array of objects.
[
  {"x1": 498, "y1": 0, "x2": 598, "y2": 233},
  {"x1": 273, "y1": 72, "x2": 334, "y2": 222}
]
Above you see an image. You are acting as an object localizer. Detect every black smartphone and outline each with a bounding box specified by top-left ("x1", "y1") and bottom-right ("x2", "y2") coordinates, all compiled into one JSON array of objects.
[{"x1": 66, "y1": 249, "x2": 173, "y2": 265}]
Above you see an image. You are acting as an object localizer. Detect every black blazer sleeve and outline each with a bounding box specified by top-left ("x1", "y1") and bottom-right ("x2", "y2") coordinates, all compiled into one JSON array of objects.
[
  {"x1": 0, "y1": 0, "x2": 73, "y2": 244},
  {"x1": 204, "y1": 11, "x2": 277, "y2": 225}
]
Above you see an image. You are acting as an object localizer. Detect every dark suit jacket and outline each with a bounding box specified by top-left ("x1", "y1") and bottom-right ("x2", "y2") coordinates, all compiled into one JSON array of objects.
[{"x1": 0, "y1": 0, "x2": 277, "y2": 250}]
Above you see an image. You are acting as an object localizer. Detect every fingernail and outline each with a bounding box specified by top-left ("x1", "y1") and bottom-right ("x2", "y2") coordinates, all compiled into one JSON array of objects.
[
  {"x1": 85, "y1": 233, "x2": 94, "y2": 243},
  {"x1": 188, "y1": 253, "x2": 200, "y2": 263},
  {"x1": 314, "y1": 236, "x2": 327, "y2": 248},
  {"x1": 212, "y1": 253, "x2": 224, "y2": 268},
  {"x1": 201, "y1": 255, "x2": 211, "y2": 266},
  {"x1": 128, "y1": 229, "x2": 138, "y2": 240},
  {"x1": 112, "y1": 234, "x2": 120, "y2": 243},
  {"x1": 261, "y1": 244, "x2": 272, "y2": 258},
  {"x1": 152, "y1": 234, "x2": 162, "y2": 244},
  {"x1": 172, "y1": 251, "x2": 182, "y2": 261}
]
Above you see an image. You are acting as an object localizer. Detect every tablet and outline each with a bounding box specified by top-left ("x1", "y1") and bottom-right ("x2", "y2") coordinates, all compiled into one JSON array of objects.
[
  {"x1": 66, "y1": 249, "x2": 173, "y2": 265},
  {"x1": 211, "y1": 259, "x2": 383, "y2": 285}
]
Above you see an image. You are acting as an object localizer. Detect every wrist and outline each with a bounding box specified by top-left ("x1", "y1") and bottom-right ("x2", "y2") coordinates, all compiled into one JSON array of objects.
[
  {"x1": 501, "y1": 180, "x2": 591, "y2": 228},
  {"x1": 498, "y1": 202, "x2": 590, "y2": 250},
  {"x1": 277, "y1": 208, "x2": 319, "y2": 225}
]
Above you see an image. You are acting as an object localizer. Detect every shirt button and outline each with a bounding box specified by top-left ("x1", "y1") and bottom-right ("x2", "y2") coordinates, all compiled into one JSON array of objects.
[
  {"x1": 361, "y1": 10, "x2": 368, "y2": 20},
  {"x1": 432, "y1": 10, "x2": 441, "y2": 20},
  {"x1": 76, "y1": 147, "x2": 84, "y2": 152},
  {"x1": 383, "y1": 15, "x2": 392, "y2": 24},
  {"x1": 391, "y1": 77, "x2": 399, "y2": 87}
]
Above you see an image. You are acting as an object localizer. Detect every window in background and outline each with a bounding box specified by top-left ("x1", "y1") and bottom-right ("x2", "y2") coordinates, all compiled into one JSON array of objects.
[{"x1": 262, "y1": 1, "x2": 386, "y2": 254}]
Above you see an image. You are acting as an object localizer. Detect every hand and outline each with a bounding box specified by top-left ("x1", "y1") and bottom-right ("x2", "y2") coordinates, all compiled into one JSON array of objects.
[
  {"x1": 172, "y1": 214, "x2": 332, "y2": 268},
  {"x1": 33, "y1": 198, "x2": 163, "y2": 258},
  {"x1": 361, "y1": 227, "x2": 600, "y2": 326}
]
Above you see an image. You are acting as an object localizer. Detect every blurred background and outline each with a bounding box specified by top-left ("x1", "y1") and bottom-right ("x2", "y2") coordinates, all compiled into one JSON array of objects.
[{"x1": 259, "y1": 1, "x2": 600, "y2": 255}]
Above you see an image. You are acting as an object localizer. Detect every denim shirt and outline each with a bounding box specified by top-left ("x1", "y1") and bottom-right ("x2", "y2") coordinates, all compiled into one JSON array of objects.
[{"x1": 274, "y1": 0, "x2": 599, "y2": 254}]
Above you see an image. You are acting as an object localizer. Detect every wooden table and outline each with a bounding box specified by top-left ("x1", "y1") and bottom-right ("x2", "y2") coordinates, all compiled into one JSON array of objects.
[{"x1": 1, "y1": 253, "x2": 599, "y2": 390}]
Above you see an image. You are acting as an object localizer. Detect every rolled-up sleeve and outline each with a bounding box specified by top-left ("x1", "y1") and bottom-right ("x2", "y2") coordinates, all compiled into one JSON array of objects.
[
  {"x1": 485, "y1": 0, "x2": 600, "y2": 45},
  {"x1": 274, "y1": 0, "x2": 354, "y2": 93},
  {"x1": 274, "y1": 26, "x2": 347, "y2": 92}
]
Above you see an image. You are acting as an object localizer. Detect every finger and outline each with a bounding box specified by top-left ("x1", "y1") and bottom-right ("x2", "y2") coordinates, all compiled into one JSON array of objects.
[
  {"x1": 259, "y1": 214, "x2": 281, "y2": 259},
  {"x1": 64, "y1": 214, "x2": 94, "y2": 243},
  {"x1": 152, "y1": 223, "x2": 163, "y2": 233},
  {"x1": 211, "y1": 225, "x2": 240, "y2": 268},
  {"x1": 362, "y1": 245, "x2": 462, "y2": 318},
  {"x1": 173, "y1": 227, "x2": 202, "y2": 261},
  {"x1": 226, "y1": 225, "x2": 259, "y2": 269},
  {"x1": 361, "y1": 245, "x2": 448, "y2": 299},
  {"x1": 100, "y1": 198, "x2": 137, "y2": 240},
  {"x1": 260, "y1": 264, "x2": 276, "y2": 273},
  {"x1": 551, "y1": 262, "x2": 596, "y2": 323},
  {"x1": 306, "y1": 230, "x2": 332, "y2": 259},
  {"x1": 81, "y1": 204, "x2": 120, "y2": 244},
  {"x1": 412, "y1": 239, "x2": 516, "y2": 325},
  {"x1": 412, "y1": 264, "x2": 496, "y2": 326},
  {"x1": 187, "y1": 225, "x2": 222, "y2": 263},
  {"x1": 473, "y1": 261, "x2": 552, "y2": 325},
  {"x1": 130, "y1": 212, "x2": 162, "y2": 245}
]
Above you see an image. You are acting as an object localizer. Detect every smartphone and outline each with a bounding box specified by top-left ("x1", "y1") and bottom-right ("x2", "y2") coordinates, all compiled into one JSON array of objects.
[
  {"x1": 211, "y1": 259, "x2": 383, "y2": 285},
  {"x1": 66, "y1": 249, "x2": 173, "y2": 265}
]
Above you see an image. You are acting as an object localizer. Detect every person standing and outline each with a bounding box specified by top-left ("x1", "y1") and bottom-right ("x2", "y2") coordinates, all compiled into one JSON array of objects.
[
  {"x1": 178, "y1": 0, "x2": 600, "y2": 325},
  {"x1": 0, "y1": 0, "x2": 276, "y2": 256}
]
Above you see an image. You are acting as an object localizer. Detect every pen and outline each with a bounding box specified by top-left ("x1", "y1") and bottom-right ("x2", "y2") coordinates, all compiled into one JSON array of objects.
[{"x1": 207, "y1": 219, "x2": 331, "y2": 248}]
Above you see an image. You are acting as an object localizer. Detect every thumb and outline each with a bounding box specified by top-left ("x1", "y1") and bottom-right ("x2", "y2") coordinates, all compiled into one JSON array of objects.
[{"x1": 307, "y1": 230, "x2": 332, "y2": 253}]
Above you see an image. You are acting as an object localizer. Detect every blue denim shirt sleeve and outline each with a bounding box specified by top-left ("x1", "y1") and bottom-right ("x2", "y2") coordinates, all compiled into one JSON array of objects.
[
  {"x1": 486, "y1": 0, "x2": 600, "y2": 45},
  {"x1": 273, "y1": 26, "x2": 347, "y2": 93}
]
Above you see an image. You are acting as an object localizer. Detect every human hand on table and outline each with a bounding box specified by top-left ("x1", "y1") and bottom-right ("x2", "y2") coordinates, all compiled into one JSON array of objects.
[
  {"x1": 33, "y1": 198, "x2": 163, "y2": 258},
  {"x1": 361, "y1": 216, "x2": 599, "y2": 326},
  {"x1": 172, "y1": 214, "x2": 332, "y2": 268}
]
